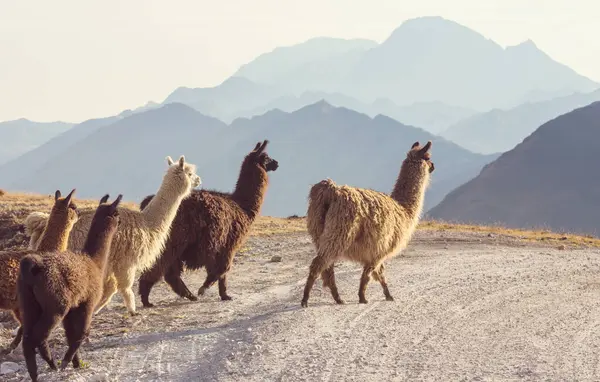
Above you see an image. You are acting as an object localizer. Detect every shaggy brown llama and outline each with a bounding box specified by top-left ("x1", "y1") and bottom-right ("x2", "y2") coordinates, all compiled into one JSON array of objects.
[
  {"x1": 0, "y1": 189, "x2": 78, "y2": 354},
  {"x1": 18, "y1": 194, "x2": 121, "y2": 382},
  {"x1": 26, "y1": 155, "x2": 201, "y2": 315},
  {"x1": 138, "y1": 140, "x2": 278, "y2": 307},
  {"x1": 301, "y1": 141, "x2": 435, "y2": 307}
]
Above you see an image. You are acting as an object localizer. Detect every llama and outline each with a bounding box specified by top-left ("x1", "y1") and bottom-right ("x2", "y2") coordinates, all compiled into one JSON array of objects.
[
  {"x1": 138, "y1": 140, "x2": 278, "y2": 307},
  {"x1": 18, "y1": 194, "x2": 121, "y2": 382},
  {"x1": 301, "y1": 141, "x2": 435, "y2": 307},
  {"x1": 25, "y1": 155, "x2": 201, "y2": 315},
  {"x1": 0, "y1": 189, "x2": 78, "y2": 354},
  {"x1": 25, "y1": 212, "x2": 51, "y2": 250}
]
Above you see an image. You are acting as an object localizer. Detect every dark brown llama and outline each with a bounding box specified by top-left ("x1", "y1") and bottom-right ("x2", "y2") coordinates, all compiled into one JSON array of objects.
[
  {"x1": 18, "y1": 194, "x2": 121, "y2": 382},
  {"x1": 0, "y1": 189, "x2": 78, "y2": 354},
  {"x1": 138, "y1": 140, "x2": 278, "y2": 307}
]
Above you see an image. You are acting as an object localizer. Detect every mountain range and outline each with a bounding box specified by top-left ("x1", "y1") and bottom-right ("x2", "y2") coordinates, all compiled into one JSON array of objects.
[
  {"x1": 234, "y1": 17, "x2": 597, "y2": 111},
  {"x1": 429, "y1": 101, "x2": 600, "y2": 235},
  {"x1": 0, "y1": 119, "x2": 73, "y2": 165},
  {"x1": 0, "y1": 102, "x2": 497, "y2": 217},
  {"x1": 442, "y1": 88, "x2": 600, "y2": 154}
]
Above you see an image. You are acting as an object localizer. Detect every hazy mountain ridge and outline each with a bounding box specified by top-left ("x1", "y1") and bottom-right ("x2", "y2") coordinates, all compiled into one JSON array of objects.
[
  {"x1": 429, "y1": 101, "x2": 600, "y2": 234},
  {"x1": 0, "y1": 102, "x2": 496, "y2": 217},
  {"x1": 442, "y1": 88, "x2": 600, "y2": 154},
  {"x1": 0, "y1": 119, "x2": 73, "y2": 165},
  {"x1": 232, "y1": 17, "x2": 597, "y2": 111}
]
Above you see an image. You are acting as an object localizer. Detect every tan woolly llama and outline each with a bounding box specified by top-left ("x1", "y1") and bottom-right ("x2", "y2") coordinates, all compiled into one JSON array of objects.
[
  {"x1": 26, "y1": 156, "x2": 201, "y2": 315},
  {"x1": 301, "y1": 141, "x2": 435, "y2": 307}
]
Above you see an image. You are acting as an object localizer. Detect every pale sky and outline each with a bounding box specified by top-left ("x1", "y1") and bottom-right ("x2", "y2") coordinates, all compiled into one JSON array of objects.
[{"x1": 1, "y1": 0, "x2": 599, "y2": 123}]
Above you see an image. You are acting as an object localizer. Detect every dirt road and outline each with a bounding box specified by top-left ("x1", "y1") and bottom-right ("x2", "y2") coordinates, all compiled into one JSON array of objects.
[{"x1": 2, "y1": 230, "x2": 600, "y2": 381}]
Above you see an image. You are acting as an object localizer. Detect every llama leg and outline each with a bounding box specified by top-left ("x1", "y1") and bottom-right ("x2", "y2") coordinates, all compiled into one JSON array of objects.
[
  {"x1": 214, "y1": 255, "x2": 233, "y2": 301},
  {"x1": 117, "y1": 269, "x2": 138, "y2": 315},
  {"x1": 164, "y1": 260, "x2": 197, "y2": 302},
  {"x1": 3, "y1": 309, "x2": 23, "y2": 354},
  {"x1": 94, "y1": 274, "x2": 118, "y2": 314},
  {"x1": 198, "y1": 258, "x2": 219, "y2": 296},
  {"x1": 20, "y1": 288, "x2": 42, "y2": 381},
  {"x1": 321, "y1": 265, "x2": 344, "y2": 304},
  {"x1": 372, "y1": 263, "x2": 394, "y2": 301},
  {"x1": 198, "y1": 271, "x2": 219, "y2": 296},
  {"x1": 138, "y1": 264, "x2": 164, "y2": 308},
  {"x1": 29, "y1": 312, "x2": 63, "y2": 370},
  {"x1": 301, "y1": 256, "x2": 332, "y2": 307},
  {"x1": 218, "y1": 274, "x2": 232, "y2": 301},
  {"x1": 358, "y1": 265, "x2": 375, "y2": 304},
  {"x1": 62, "y1": 302, "x2": 93, "y2": 370}
]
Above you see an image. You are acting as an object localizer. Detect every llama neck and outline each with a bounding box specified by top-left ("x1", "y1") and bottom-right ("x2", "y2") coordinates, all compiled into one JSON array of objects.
[
  {"x1": 36, "y1": 215, "x2": 75, "y2": 252},
  {"x1": 390, "y1": 162, "x2": 430, "y2": 222},
  {"x1": 83, "y1": 229, "x2": 116, "y2": 269},
  {"x1": 232, "y1": 164, "x2": 269, "y2": 221},
  {"x1": 141, "y1": 178, "x2": 187, "y2": 231}
]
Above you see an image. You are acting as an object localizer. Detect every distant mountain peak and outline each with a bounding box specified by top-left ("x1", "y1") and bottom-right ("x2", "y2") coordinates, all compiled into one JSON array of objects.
[
  {"x1": 507, "y1": 39, "x2": 541, "y2": 53},
  {"x1": 389, "y1": 16, "x2": 479, "y2": 37},
  {"x1": 295, "y1": 99, "x2": 335, "y2": 115}
]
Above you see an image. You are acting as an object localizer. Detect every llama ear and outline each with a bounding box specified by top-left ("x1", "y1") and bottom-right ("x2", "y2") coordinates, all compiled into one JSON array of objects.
[
  {"x1": 111, "y1": 194, "x2": 123, "y2": 211},
  {"x1": 178, "y1": 155, "x2": 185, "y2": 168},
  {"x1": 253, "y1": 142, "x2": 261, "y2": 151},
  {"x1": 411, "y1": 142, "x2": 420, "y2": 149},
  {"x1": 99, "y1": 194, "x2": 110, "y2": 206},
  {"x1": 166, "y1": 156, "x2": 174, "y2": 166},
  {"x1": 54, "y1": 190, "x2": 62, "y2": 201},
  {"x1": 64, "y1": 189, "x2": 76, "y2": 204},
  {"x1": 258, "y1": 140, "x2": 269, "y2": 153},
  {"x1": 419, "y1": 141, "x2": 432, "y2": 155}
]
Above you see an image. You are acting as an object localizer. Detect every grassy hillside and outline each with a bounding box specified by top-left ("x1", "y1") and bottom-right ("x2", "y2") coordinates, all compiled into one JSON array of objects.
[{"x1": 1, "y1": 191, "x2": 598, "y2": 251}]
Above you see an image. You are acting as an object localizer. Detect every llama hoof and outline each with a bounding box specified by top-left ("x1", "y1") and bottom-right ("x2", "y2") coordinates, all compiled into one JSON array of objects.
[
  {"x1": 301, "y1": 300, "x2": 308, "y2": 308},
  {"x1": 60, "y1": 360, "x2": 69, "y2": 370},
  {"x1": 335, "y1": 299, "x2": 345, "y2": 305},
  {"x1": 128, "y1": 311, "x2": 140, "y2": 316},
  {"x1": 186, "y1": 295, "x2": 198, "y2": 302},
  {"x1": 385, "y1": 295, "x2": 395, "y2": 302},
  {"x1": 220, "y1": 295, "x2": 233, "y2": 301},
  {"x1": 359, "y1": 298, "x2": 368, "y2": 304},
  {"x1": 198, "y1": 287, "x2": 207, "y2": 296},
  {"x1": 143, "y1": 302, "x2": 155, "y2": 308}
]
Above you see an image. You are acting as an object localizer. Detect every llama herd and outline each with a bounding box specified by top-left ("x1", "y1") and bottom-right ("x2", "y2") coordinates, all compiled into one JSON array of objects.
[{"x1": 0, "y1": 139, "x2": 434, "y2": 381}]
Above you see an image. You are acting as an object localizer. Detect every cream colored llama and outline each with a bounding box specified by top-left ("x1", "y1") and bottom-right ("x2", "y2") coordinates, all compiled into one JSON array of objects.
[
  {"x1": 301, "y1": 141, "x2": 435, "y2": 307},
  {"x1": 26, "y1": 156, "x2": 201, "y2": 315}
]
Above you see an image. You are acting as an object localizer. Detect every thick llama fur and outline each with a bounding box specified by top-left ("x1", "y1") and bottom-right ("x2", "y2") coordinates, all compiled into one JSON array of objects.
[
  {"x1": 18, "y1": 195, "x2": 121, "y2": 382},
  {"x1": 26, "y1": 156, "x2": 201, "y2": 315},
  {"x1": 0, "y1": 189, "x2": 78, "y2": 354},
  {"x1": 25, "y1": 212, "x2": 51, "y2": 250},
  {"x1": 138, "y1": 140, "x2": 279, "y2": 307},
  {"x1": 301, "y1": 141, "x2": 435, "y2": 307}
]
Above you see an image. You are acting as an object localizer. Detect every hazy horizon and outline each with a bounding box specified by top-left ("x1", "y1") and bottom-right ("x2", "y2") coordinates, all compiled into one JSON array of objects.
[{"x1": 2, "y1": 0, "x2": 599, "y2": 123}]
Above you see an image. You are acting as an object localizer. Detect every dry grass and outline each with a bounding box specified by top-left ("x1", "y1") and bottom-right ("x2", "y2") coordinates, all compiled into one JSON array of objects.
[
  {"x1": 419, "y1": 220, "x2": 600, "y2": 248},
  {"x1": 1, "y1": 191, "x2": 599, "y2": 250}
]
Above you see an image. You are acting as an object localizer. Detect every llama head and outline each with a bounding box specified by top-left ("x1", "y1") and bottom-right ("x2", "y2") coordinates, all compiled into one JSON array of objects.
[
  {"x1": 51, "y1": 188, "x2": 79, "y2": 226},
  {"x1": 245, "y1": 140, "x2": 279, "y2": 172},
  {"x1": 89, "y1": 194, "x2": 122, "y2": 235},
  {"x1": 165, "y1": 155, "x2": 202, "y2": 196},
  {"x1": 406, "y1": 141, "x2": 435, "y2": 174}
]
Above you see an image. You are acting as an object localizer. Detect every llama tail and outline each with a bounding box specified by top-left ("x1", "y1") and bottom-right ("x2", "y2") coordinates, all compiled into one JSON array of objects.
[
  {"x1": 307, "y1": 179, "x2": 357, "y2": 256},
  {"x1": 307, "y1": 179, "x2": 337, "y2": 242},
  {"x1": 24, "y1": 212, "x2": 49, "y2": 250},
  {"x1": 19, "y1": 255, "x2": 44, "y2": 286}
]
